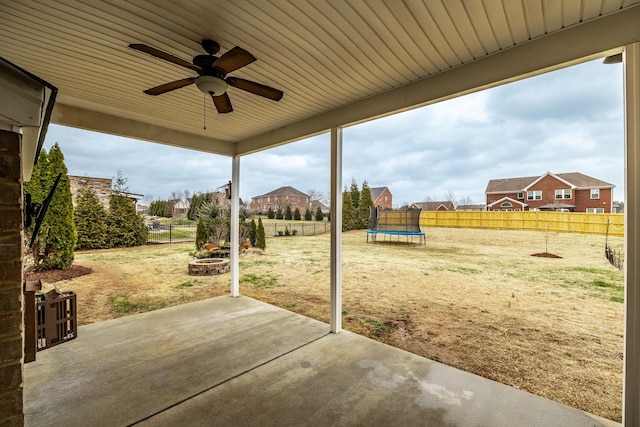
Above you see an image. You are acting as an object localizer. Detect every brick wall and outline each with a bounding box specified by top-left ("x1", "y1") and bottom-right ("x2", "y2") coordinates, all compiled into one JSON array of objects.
[
  {"x1": 0, "y1": 130, "x2": 24, "y2": 426},
  {"x1": 68, "y1": 175, "x2": 112, "y2": 209},
  {"x1": 374, "y1": 188, "x2": 393, "y2": 210}
]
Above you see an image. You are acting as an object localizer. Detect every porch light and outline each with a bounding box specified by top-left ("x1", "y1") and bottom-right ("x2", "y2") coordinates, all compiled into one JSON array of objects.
[{"x1": 195, "y1": 75, "x2": 228, "y2": 95}]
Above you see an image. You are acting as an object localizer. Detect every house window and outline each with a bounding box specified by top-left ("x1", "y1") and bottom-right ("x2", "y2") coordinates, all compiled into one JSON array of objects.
[
  {"x1": 527, "y1": 190, "x2": 542, "y2": 200},
  {"x1": 517, "y1": 192, "x2": 524, "y2": 199},
  {"x1": 555, "y1": 189, "x2": 571, "y2": 199},
  {"x1": 591, "y1": 188, "x2": 600, "y2": 199},
  {"x1": 500, "y1": 202, "x2": 512, "y2": 208},
  {"x1": 586, "y1": 208, "x2": 604, "y2": 213}
]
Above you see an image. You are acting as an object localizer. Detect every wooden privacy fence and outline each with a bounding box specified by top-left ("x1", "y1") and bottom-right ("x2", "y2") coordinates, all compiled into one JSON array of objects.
[{"x1": 411, "y1": 211, "x2": 624, "y2": 237}]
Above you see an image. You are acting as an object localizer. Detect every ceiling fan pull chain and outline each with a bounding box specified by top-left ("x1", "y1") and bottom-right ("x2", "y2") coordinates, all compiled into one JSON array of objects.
[{"x1": 203, "y1": 92, "x2": 207, "y2": 130}]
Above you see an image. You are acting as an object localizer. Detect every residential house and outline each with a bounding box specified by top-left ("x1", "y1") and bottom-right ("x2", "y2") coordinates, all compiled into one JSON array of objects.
[
  {"x1": 456, "y1": 204, "x2": 486, "y2": 211},
  {"x1": 169, "y1": 199, "x2": 190, "y2": 217},
  {"x1": 485, "y1": 172, "x2": 614, "y2": 213},
  {"x1": 370, "y1": 187, "x2": 393, "y2": 210},
  {"x1": 250, "y1": 186, "x2": 310, "y2": 215},
  {"x1": 69, "y1": 176, "x2": 112, "y2": 209},
  {"x1": 309, "y1": 199, "x2": 330, "y2": 216},
  {"x1": 69, "y1": 175, "x2": 143, "y2": 210},
  {"x1": 410, "y1": 201, "x2": 455, "y2": 211}
]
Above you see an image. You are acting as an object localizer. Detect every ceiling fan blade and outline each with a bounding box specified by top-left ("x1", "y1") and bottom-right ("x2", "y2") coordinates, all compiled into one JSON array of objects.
[
  {"x1": 212, "y1": 46, "x2": 256, "y2": 74},
  {"x1": 227, "y1": 77, "x2": 283, "y2": 101},
  {"x1": 129, "y1": 43, "x2": 201, "y2": 72},
  {"x1": 212, "y1": 93, "x2": 233, "y2": 113},
  {"x1": 143, "y1": 78, "x2": 195, "y2": 95}
]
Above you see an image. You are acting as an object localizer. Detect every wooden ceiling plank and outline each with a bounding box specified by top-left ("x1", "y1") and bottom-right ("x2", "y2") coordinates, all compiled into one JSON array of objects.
[
  {"x1": 523, "y1": 0, "x2": 546, "y2": 39},
  {"x1": 502, "y1": 1, "x2": 530, "y2": 44},
  {"x1": 481, "y1": 0, "x2": 516, "y2": 49},
  {"x1": 460, "y1": 0, "x2": 501, "y2": 53},
  {"x1": 442, "y1": 0, "x2": 488, "y2": 59}
]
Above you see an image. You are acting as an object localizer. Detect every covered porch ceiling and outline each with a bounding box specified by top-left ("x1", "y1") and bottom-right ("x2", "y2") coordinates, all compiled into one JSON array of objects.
[{"x1": 1, "y1": 1, "x2": 639, "y2": 158}]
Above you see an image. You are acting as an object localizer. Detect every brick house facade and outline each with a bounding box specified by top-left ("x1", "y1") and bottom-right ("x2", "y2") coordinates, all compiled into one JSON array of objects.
[
  {"x1": 250, "y1": 186, "x2": 310, "y2": 215},
  {"x1": 370, "y1": 187, "x2": 393, "y2": 210},
  {"x1": 485, "y1": 172, "x2": 614, "y2": 213},
  {"x1": 69, "y1": 176, "x2": 112, "y2": 209},
  {"x1": 0, "y1": 131, "x2": 24, "y2": 425}
]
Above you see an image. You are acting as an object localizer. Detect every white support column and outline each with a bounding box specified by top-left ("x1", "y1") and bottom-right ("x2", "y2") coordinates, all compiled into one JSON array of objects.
[
  {"x1": 330, "y1": 127, "x2": 343, "y2": 333},
  {"x1": 230, "y1": 155, "x2": 241, "y2": 297},
  {"x1": 623, "y1": 42, "x2": 640, "y2": 427}
]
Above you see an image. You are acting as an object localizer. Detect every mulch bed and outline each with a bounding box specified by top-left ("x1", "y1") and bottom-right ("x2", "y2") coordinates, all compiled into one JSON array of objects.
[
  {"x1": 24, "y1": 265, "x2": 92, "y2": 283},
  {"x1": 530, "y1": 252, "x2": 563, "y2": 258}
]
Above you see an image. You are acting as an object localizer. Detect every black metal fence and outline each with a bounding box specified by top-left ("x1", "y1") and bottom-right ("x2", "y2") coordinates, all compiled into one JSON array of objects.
[
  {"x1": 269, "y1": 222, "x2": 330, "y2": 237},
  {"x1": 147, "y1": 224, "x2": 197, "y2": 244},
  {"x1": 146, "y1": 221, "x2": 331, "y2": 244}
]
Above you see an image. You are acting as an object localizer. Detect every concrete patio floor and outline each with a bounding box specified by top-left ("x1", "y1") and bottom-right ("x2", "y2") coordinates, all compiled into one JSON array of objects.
[{"x1": 24, "y1": 296, "x2": 619, "y2": 427}]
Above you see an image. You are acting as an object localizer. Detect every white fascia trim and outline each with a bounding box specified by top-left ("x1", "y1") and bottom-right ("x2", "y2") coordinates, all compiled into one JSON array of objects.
[
  {"x1": 52, "y1": 103, "x2": 235, "y2": 157},
  {"x1": 487, "y1": 196, "x2": 528, "y2": 208}
]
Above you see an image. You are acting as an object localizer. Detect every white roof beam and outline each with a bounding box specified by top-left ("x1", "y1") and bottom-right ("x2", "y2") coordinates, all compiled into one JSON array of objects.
[{"x1": 51, "y1": 103, "x2": 235, "y2": 156}]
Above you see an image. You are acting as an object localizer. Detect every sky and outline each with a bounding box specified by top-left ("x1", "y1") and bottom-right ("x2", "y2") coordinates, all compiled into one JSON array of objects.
[{"x1": 42, "y1": 58, "x2": 625, "y2": 208}]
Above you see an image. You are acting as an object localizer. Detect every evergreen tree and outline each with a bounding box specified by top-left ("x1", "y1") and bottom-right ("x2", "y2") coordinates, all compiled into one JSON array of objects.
[
  {"x1": 276, "y1": 207, "x2": 284, "y2": 220},
  {"x1": 304, "y1": 208, "x2": 312, "y2": 221},
  {"x1": 342, "y1": 189, "x2": 357, "y2": 231},
  {"x1": 357, "y1": 181, "x2": 375, "y2": 229},
  {"x1": 41, "y1": 144, "x2": 77, "y2": 269},
  {"x1": 256, "y1": 217, "x2": 266, "y2": 250},
  {"x1": 24, "y1": 150, "x2": 49, "y2": 238},
  {"x1": 107, "y1": 172, "x2": 147, "y2": 247},
  {"x1": 74, "y1": 186, "x2": 108, "y2": 249},
  {"x1": 249, "y1": 218, "x2": 257, "y2": 247},
  {"x1": 285, "y1": 205, "x2": 293, "y2": 220},
  {"x1": 315, "y1": 206, "x2": 324, "y2": 221},
  {"x1": 267, "y1": 206, "x2": 275, "y2": 219},
  {"x1": 195, "y1": 217, "x2": 209, "y2": 250},
  {"x1": 150, "y1": 200, "x2": 171, "y2": 217},
  {"x1": 349, "y1": 178, "x2": 360, "y2": 210},
  {"x1": 294, "y1": 207, "x2": 301, "y2": 220}
]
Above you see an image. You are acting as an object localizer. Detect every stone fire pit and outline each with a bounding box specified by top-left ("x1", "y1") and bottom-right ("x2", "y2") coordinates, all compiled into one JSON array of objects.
[{"x1": 188, "y1": 258, "x2": 230, "y2": 276}]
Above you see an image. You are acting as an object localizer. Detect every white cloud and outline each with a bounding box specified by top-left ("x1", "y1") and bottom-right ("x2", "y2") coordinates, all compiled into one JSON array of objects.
[{"x1": 43, "y1": 58, "x2": 625, "y2": 207}]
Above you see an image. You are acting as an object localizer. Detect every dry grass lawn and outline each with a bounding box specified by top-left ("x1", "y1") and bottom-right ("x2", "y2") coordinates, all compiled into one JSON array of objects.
[{"x1": 50, "y1": 227, "x2": 624, "y2": 421}]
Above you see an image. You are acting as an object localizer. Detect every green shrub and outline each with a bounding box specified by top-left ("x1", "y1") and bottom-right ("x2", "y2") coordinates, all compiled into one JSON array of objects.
[
  {"x1": 249, "y1": 218, "x2": 257, "y2": 247},
  {"x1": 26, "y1": 144, "x2": 77, "y2": 270},
  {"x1": 256, "y1": 218, "x2": 266, "y2": 250},
  {"x1": 304, "y1": 208, "x2": 312, "y2": 220},
  {"x1": 74, "y1": 187, "x2": 108, "y2": 250},
  {"x1": 267, "y1": 207, "x2": 275, "y2": 219},
  {"x1": 315, "y1": 206, "x2": 324, "y2": 221},
  {"x1": 285, "y1": 205, "x2": 293, "y2": 220}
]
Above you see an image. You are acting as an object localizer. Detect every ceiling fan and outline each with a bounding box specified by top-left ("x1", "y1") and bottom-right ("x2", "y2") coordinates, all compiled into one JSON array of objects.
[{"x1": 129, "y1": 39, "x2": 283, "y2": 113}]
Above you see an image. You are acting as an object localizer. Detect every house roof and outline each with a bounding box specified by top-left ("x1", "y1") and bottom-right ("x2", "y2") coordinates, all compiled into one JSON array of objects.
[
  {"x1": 411, "y1": 201, "x2": 455, "y2": 211},
  {"x1": 485, "y1": 172, "x2": 615, "y2": 194},
  {"x1": 255, "y1": 186, "x2": 309, "y2": 199},
  {"x1": 2, "y1": 2, "x2": 637, "y2": 160},
  {"x1": 370, "y1": 187, "x2": 389, "y2": 203},
  {"x1": 486, "y1": 197, "x2": 528, "y2": 208}
]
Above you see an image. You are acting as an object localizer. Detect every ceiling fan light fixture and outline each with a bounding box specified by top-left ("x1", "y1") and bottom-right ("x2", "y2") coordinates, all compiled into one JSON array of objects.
[{"x1": 195, "y1": 75, "x2": 228, "y2": 95}]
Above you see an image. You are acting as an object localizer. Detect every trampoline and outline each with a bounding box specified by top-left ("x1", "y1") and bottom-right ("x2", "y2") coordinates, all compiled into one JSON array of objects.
[{"x1": 366, "y1": 208, "x2": 426, "y2": 245}]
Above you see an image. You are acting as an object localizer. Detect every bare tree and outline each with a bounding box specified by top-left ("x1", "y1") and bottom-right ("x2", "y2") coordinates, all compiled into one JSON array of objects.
[
  {"x1": 307, "y1": 189, "x2": 328, "y2": 205},
  {"x1": 443, "y1": 191, "x2": 456, "y2": 203},
  {"x1": 422, "y1": 196, "x2": 433, "y2": 202},
  {"x1": 458, "y1": 195, "x2": 473, "y2": 206}
]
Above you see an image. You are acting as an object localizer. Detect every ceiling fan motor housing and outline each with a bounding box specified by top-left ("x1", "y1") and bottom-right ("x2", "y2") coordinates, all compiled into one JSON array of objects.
[{"x1": 195, "y1": 75, "x2": 228, "y2": 95}]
